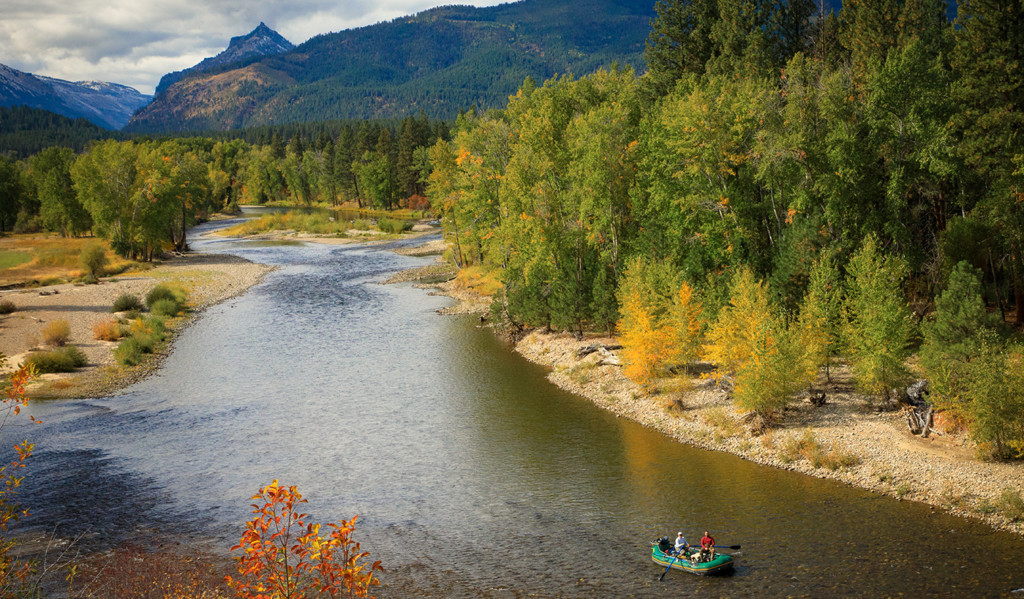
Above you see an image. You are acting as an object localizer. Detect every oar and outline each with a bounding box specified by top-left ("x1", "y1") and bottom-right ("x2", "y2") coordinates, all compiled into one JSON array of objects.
[
  {"x1": 714, "y1": 544, "x2": 741, "y2": 550},
  {"x1": 658, "y1": 551, "x2": 682, "y2": 581}
]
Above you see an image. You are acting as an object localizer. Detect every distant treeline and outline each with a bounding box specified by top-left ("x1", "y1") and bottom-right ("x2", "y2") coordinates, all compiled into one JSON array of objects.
[
  {"x1": 0, "y1": 106, "x2": 117, "y2": 158},
  {"x1": 0, "y1": 112, "x2": 448, "y2": 259}
]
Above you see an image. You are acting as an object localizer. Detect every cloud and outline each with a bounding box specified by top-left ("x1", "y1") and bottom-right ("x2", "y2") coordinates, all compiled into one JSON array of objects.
[{"x1": 0, "y1": 0, "x2": 507, "y2": 94}]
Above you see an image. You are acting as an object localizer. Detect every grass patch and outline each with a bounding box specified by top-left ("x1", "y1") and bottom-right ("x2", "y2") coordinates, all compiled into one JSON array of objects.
[
  {"x1": 42, "y1": 319, "x2": 71, "y2": 346},
  {"x1": 701, "y1": 406, "x2": 741, "y2": 437},
  {"x1": 776, "y1": 429, "x2": 859, "y2": 470},
  {"x1": 26, "y1": 346, "x2": 87, "y2": 373},
  {"x1": 0, "y1": 250, "x2": 33, "y2": 270},
  {"x1": 0, "y1": 300, "x2": 15, "y2": 314},
  {"x1": 0, "y1": 236, "x2": 114, "y2": 286},
  {"x1": 895, "y1": 482, "x2": 913, "y2": 499},
  {"x1": 976, "y1": 498, "x2": 998, "y2": 515},
  {"x1": 565, "y1": 361, "x2": 594, "y2": 386}
]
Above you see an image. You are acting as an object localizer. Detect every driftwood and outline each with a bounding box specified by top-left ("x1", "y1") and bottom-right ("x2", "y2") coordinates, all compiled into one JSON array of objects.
[
  {"x1": 904, "y1": 380, "x2": 942, "y2": 437},
  {"x1": 596, "y1": 346, "x2": 621, "y2": 366},
  {"x1": 576, "y1": 343, "x2": 622, "y2": 358},
  {"x1": 907, "y1": 406, "x2": 934, "y2": 437}
]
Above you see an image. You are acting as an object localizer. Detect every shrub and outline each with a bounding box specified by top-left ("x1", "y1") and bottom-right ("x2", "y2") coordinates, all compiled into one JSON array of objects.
[
  {"x1": 26, "y1": 346, "x2": 87, "y2": 373},
  {"x1": 79, "y1": 242, "x2": 108, "y2": 278},
  {"x1": 112, "y1": 293, "x2": 144, "y2": 313},
  {"x1": 92, "y1": 319, "x2": 122, "y2": 341},
  {"x1": 1000, "y1": 488, "x2": 1024, "y2": 522},
  {"x1": 377, "y1": 217, "x2": 413, "y2": 234},
  {"x1": 0, "y1": 300, "x2": 15, "y2": 314},
  {"x1": 150, "y1": 298, "x2": 180, "y2": 317},
  {"x1": 352, "y1": 219, "x2": 371, "y2": 231},
  {"x1": 145, "y1": 284, "x2": 186, "y2": 311},
  {"x1": 114, "y1": 337, "x2": 144, "y2": 366},
  {"x1": 127, "y1": 317, "x2": 166, "y2": 353},
  {"x1": 42, "y1": 319, "x2": 71, "y2": 346}
]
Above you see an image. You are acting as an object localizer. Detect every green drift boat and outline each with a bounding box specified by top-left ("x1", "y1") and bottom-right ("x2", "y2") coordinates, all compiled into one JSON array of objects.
[{"x1": 651, "y1": 538, "x2": 735, "y2": 576}]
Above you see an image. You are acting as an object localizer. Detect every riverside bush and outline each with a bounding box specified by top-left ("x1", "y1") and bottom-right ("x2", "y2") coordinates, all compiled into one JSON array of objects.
[
  {"x1": 26, "y1": 346, "x2": 87, "y2": 373},
  {"x1": 114, "y1": 337, "x2": 144, "y2": 366},
  {"x1": 377, "y1": 217, "x2": 412, "y2": 234},
  {"x1": 92, "y1": 318, "x2": 122, "y2": 341},
  {"x1": 0, "y1": 300, "x2": 15, "y2": 314},
  {"x1": 145, "y1": 284, "x2": 185, "y2": 309},
  {"x1": 1000, "y1": 488, "x2": 1024, "y2": 522},
  {"x1": 150, "y1": 298, "x2": 180, "y2": 317},
  {"x1": 111, "y1": 293, "x2": 143, "y2": 313},
  {"x1": 79, "y1": 242, "x2": 108, "y2": 277},
  {"x1": 42, "y1": 319, "x2": 71, "y2": 346}
]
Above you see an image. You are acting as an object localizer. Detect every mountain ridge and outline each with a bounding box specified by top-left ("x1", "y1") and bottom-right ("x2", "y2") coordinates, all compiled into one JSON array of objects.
[
  {"x1": 155, "y1": 22, "x2": 295, "y2": 95},
  {"x1": 127, "y1": 0, "x2": 656, "y2": 133},
  {"x1": 0, "y1": 64, "x2": 151, "y2": 130}
]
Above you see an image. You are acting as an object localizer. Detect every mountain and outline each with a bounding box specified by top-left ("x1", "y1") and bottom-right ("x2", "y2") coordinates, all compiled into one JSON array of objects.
[
  {"x1": 0, "y1": 63, "x2": 152, "y2": 130},
  {"x1": 127, "y1": 0, "x2": 655, "y2": 133},
  {"x1": 155, "y1": 22, "x2": 295, "y2": 95}
]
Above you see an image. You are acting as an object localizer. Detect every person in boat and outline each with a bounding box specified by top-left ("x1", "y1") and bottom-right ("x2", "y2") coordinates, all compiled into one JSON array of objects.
[
  {"x1": 674, "y1": 532, "x2": 689, "y2": 556},
  {"x1": 698, "y1": 530, "x2": 715, "y2": 562}
]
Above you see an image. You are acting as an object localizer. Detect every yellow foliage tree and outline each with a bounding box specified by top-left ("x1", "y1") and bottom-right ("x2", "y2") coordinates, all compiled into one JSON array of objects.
[
  {"x1": 667, "y1": 282, "x2": 704, "y2": 367},
  {"x1": 705, "y1": 267, "x2": 803, "y2": 415},
  {"x1": 619, "y1": 292, "x2": 674, "y2": 385},
  {"x1": 617, "y1": 257, "x2": 704, "y2": 386}
]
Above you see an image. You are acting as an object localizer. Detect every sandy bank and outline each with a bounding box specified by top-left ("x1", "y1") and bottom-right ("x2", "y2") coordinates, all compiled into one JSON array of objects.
[
  {"x1": 0, "y1": 252, "x2": 274, "y2": 398},
  {"x1": 409, "y1": 275, "x2": 1024, "y2": 537}
]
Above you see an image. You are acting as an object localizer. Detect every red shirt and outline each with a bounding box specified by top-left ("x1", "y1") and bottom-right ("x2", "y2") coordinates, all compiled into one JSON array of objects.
[{"x1": 700, "y1": 534, "x2": 715, "y2": 548}]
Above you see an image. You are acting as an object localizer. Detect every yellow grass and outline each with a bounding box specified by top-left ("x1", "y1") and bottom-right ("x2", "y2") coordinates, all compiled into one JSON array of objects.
[
  {"x1": 453, "y1": 265, "x2": 503, "y2": 297},
  {"x1": 0, "y1": 235, "x2": 116, "y2": 286}
]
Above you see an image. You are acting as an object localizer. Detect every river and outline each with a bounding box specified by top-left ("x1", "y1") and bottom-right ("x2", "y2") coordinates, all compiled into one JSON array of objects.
[{"x1": 11, "y1": 220, "x2": 1024, "y2": 597}]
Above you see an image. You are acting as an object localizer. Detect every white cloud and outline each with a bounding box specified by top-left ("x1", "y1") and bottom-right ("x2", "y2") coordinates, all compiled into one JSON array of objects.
[{"x1": 0, "y1": 0, "x2": 508, "y2": 94}]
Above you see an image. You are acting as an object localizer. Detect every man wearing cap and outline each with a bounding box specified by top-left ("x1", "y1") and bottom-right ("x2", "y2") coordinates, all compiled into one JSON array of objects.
[{"x1": 674, "y1": 532, "x2": 689, "y2": 556}]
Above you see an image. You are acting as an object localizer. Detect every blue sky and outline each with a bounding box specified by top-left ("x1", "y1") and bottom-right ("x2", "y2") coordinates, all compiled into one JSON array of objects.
[{"x1": 0, "y1": 0, "x2": 508, "y2": 94}]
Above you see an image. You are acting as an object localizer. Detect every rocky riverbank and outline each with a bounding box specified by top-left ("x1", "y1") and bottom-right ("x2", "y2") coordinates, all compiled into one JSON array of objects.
[
  {"x1": 0, "y1": 252, "x2": 274, "y2": 399},
  {"x1": 401, "y1": 264, "x2": 1024, "y2": 538}
]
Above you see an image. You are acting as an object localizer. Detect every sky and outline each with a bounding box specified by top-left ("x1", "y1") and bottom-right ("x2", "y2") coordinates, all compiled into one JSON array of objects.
[{"x1": 0, "y1": 0, "x2": 509, "y2": 95}]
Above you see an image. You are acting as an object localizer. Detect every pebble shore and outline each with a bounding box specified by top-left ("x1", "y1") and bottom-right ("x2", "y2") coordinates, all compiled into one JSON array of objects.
[{"x1": 424, "y1": 277, "x2": 1024, "y2": 538}]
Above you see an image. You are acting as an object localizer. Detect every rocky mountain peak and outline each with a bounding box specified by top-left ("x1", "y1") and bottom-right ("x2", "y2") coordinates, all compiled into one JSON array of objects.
[{"x1": 155, "y1": 23, "x2": 294, "y2": 95}]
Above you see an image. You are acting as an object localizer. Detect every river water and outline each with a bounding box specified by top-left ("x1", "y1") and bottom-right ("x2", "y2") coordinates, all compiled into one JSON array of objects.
[{"x1": 11, "y1": 220, "x2": 1024, "y2": 597}]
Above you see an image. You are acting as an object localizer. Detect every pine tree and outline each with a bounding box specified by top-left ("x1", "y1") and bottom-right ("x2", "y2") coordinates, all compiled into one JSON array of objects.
[
  {"x1": 643, "y1": 0, "x2": 719, "y2": 97},
  {"x1": 953, "y1": 0, "x2": 1024, "y2": 322},
  {"x1": 920, "y1": 261, "x2": 994, "y2": 410}
]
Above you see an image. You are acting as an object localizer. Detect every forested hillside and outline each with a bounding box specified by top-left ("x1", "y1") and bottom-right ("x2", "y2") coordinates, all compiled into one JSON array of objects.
[
  {"x1": 427, "y1": 0, "x2": 1024, "y2": 457},
  {"x1": 0, "y1": 106, "x2": 112, "y2": 158},
  {"x1": 126, "y1": 0, "x2": 656, "y2": 132}
]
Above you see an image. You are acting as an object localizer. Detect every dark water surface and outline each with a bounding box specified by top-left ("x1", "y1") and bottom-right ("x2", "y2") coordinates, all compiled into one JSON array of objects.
[{"x1": 12, "y1": 221, "x2": 1024, "y2": 597}]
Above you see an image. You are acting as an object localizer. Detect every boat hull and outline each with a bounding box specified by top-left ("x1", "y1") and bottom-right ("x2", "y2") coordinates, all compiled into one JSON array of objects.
[{"x1": 652, "y1": 545, "x2": 734, "y2": 576}]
